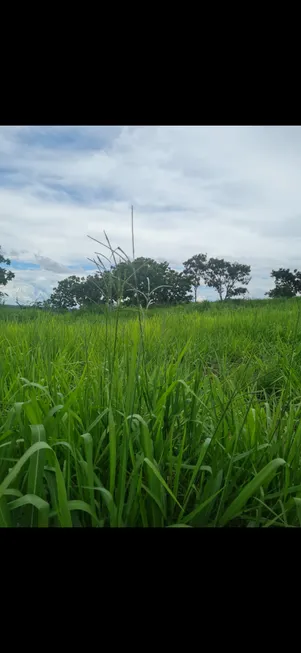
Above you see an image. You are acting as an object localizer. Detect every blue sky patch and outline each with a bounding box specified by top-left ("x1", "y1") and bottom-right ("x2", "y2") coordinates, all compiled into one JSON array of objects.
[
  {"x1": 10, "y1": 261, "x2": 40, "y2": 270},
  {"x1": 14, "y1": 126, "x2": 122, "y2": 152}
]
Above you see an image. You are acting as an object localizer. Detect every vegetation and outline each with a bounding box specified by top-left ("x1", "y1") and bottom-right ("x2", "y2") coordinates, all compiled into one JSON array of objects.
[
  {"x1": 202, "y1": 258, "x2": 251, "y2": 301},
  {"x1": 0, "y1": 236, "x2": 299, "y2": 308},
  {"x1": 0, "y1": 246, "x2": 15, "y2": 303},
  {"x1": 266, "y1": 268, "x2": 301, "y2": 298},
  {"x1": 42, "y1": 262, "x2": 301, "y2": 308},
  {"x1": 183, "y1": 254, "x2": 251, "y2": 302},
  {"x1": 38, "y1": 238, "x2": 254, "y2": 310},
  {"x1": 1, "y1": 298, "x2": 301, "y2": 527},
  {"x1": 46, "y1": 258, "x2": 193, "y2": 310},
  {"x1": 3, "y1": 237, "x2": 301, "y2": 527},
  {"x1": 183, "y1": 254, "x2": 207, "y2": 302}
]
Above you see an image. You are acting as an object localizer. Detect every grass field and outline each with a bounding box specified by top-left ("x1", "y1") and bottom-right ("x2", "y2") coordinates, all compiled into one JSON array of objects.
[{"x1": 1, "y1": 298, "x2": 301, "y2": 527}]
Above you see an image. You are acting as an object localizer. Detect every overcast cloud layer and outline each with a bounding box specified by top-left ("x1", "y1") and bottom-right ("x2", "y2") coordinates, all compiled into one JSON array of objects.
[{"x1": 0, "y1": 125, "x2": 299, "y2": 303}]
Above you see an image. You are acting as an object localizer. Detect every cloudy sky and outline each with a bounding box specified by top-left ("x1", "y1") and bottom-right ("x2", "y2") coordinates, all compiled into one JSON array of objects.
[{"x1": 0, "y1": 125, "x2": 299, "y2": 303}]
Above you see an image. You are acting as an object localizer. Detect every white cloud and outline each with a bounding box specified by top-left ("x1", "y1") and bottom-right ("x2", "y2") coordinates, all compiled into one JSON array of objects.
[
  {"x1": 6, "y1": 268, "x2": 86, "y2": 305},
  {"x1": 1, "y1": 125, "x2": 301, "y2": 302}
]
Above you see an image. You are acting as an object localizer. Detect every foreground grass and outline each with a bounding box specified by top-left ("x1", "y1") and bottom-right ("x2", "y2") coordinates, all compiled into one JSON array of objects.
[{"x1": 1, "y1": 301, "x2": 301, "y2": 526}]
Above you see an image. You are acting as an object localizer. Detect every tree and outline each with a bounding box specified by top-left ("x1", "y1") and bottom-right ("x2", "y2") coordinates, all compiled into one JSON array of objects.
[
  {"x1": 267, "y1": 286, "x2": 295, "y2": 299},
  {"x1": 46, "y1": 271, "x2": 119, "y2": 310},
  {"x1": 47, "y1": 275, "x2": 84, "y2": 309},
  {"x1": 47, "y1": 258, "x2": 193, "y2": 310},
  {"x1": 109, "y1": 257, "x2": 169, "y2": 306},
  {"x1": 265, "y1": 268, "x2": 301, "y2": 298},
  {"x1": 202, "y1": 258, "x2": 251, "y2": 301},
  {"x1": 110, "y1": 257, "x2": 192, "y2": 307},
  {"x1": 183, "y1": 253, "x2": 207, "y2": 302},
  {"x1": 157, "y1": 269, "x2": 192, "y2": 305},
  {"x1": 0, "y1": 246, "x2": 15, "y2": 303},
  {"x1": 75, "y1": 273, "x2": 107, "y2": 307}
]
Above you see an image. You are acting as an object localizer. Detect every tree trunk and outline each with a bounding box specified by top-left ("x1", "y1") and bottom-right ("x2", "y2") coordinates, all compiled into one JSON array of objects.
[{"x1": 194, "y1": 286, "x2": 197, "y2": 303}]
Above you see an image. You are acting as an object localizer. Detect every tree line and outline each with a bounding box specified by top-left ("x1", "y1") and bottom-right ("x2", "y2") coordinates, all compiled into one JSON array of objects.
[
  {"x1": 1, "y1": 244, "x2": 301, "y2": 308},
  {"x1": 42, "y1": 254, "x2": 253, "y2": 309}
]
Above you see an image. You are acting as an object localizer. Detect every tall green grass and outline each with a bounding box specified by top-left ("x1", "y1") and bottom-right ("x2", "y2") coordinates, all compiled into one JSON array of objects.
[{"x1": 1, "y1": 300, "x2": 301, "y2": 526}]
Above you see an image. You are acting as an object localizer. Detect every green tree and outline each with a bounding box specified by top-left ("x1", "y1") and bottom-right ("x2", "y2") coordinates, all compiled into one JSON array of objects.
[
  {"x1": 110, "y1": 257, "x2": 192, "y2": 307},
  {"x1": 202, "y1": 258, "x2": 251, "y2": 301},
  {"x1": 47, "y1": 271, "x2": 120, "y2": 310},
  {"x1": 183, "y1": 253, "x2": 207, "y2": 302},
  {"x1": 265, "y1": 268, "x2": 301, "y2": 298},
  {"x1": 0, "y1": 246, "x2": 15, "y2": 303},
  {"x1": 47, "y1": 275, "x2": 84, "y2": 309},
  {"x1": 157, "y1": 269, "x2": 192, "y2": 305},
  {"x1": 75, "y1": 273, "x2": 107, "y2": 307}
]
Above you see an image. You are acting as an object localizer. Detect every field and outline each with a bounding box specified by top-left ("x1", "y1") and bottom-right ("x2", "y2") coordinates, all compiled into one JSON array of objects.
[{"x1": 1, "y1": 299, "x2": 301, "y2": 527}]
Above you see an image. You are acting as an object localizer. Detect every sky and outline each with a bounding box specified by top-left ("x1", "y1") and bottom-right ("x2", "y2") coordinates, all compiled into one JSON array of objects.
[{"x1": 0, "y1": 125, "x2": 300, "y2": 304}]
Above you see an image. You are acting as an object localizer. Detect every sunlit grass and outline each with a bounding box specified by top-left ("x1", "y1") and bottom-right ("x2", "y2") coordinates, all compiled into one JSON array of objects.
[{"x1": 1, "y1": 300, "x2": 301, "y2": 526}]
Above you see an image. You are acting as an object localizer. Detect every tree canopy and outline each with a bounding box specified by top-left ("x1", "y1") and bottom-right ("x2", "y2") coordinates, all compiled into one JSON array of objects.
[
  {"x1": 46, "y1": 257, "x2": 193, "y2": 310},
  {"x1": 265, "y1": 268, "x2": 301, "y2": 298},
  {"x1": 112, "y1": 257, "x2": 192, "y2": 307},
  {"x1": 47, "y1": 276, "x2": 84, "y2": 310},
  {"x1": 199, "y1": 257, "x2": 251, "y2": 301},
  {"x1": 183, "y1": 253, "x2": 207, "y2": 302}
]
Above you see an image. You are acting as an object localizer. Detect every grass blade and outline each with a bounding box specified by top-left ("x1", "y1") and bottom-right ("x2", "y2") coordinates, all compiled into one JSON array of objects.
[
  {"x1": 27, "y1": 424, "x2": 47, "y2": 526},
  {"x1": 220, "y1": 458, "x2": 286, "y2": 526},
  {"x1": 144, "y1": 458, "x2": 183, "y2": 510},
  {"x1": 8, "y1": 494, "x2": 49, "y2": 527},
  {"x1": 0, "y1": 441, "x2": 52, "y2": 499}
]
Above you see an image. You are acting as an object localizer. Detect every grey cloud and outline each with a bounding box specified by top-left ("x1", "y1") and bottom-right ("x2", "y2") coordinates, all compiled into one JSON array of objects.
[
  {"x1": 35, "y1": 255, "x2": 70, "y2": 274},
  {"x1": 9, "y1": 248, "x2": 28, "y2": 258},
  {"x1": 210, "y1": 180, "x2": 265, "y2": 210},
  {"x1": 253, "y1": 215, "x2": 301, "y2": 240}
]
